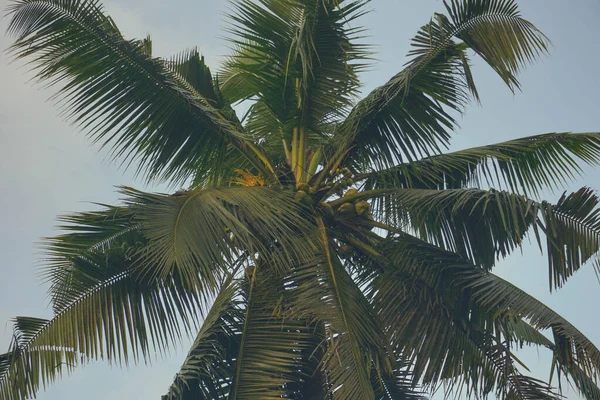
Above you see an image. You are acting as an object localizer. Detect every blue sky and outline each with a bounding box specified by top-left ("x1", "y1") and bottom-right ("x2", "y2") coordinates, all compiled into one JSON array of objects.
[{"x1": 1, "y1": 0, "x2": 600, "y2": 398}]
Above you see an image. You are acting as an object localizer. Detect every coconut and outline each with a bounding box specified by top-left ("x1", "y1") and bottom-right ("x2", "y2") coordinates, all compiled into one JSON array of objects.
[
  {"x1": 337, "y1": 202, "x2": 356, "y2": 215},
  {"x1": 319, "y1": 202, "x2": 335, "y2": 218},
  {"x1": 355, "y1": 200, "x2": 371, "y2": 215}
]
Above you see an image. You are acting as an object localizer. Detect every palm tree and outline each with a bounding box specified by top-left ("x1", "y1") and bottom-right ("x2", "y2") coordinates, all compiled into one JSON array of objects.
[{"x1": 2, "y1": 0, "x2": 600, "y2": 398}]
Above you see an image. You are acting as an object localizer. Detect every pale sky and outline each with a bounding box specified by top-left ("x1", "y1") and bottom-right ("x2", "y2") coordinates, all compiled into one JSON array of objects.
[{"x1": 1, "y1": 0, "x2": 600, "y2": 399}]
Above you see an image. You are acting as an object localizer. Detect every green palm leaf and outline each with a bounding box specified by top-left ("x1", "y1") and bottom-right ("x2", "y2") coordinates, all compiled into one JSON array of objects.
[
  {"x1": 444, "y1": 0, "x2": 548, "y2": 89},
  {"x1": 163, "y1": 275, "x2": 243, "y2": 400},
  {"x1": 222, "y1": 0, "x2": 371, "y2": 183},
  {"x1": 368, "y1": 245, "x2": 560, "y2": 399},
  {"x1": 228, "y1": 267, "x2": 315, "y2": 399},
  {"x1": 286, "y1": 220, "x2": 398, "y2": 399},
  {"x1": 5, "y1": 0, "x2": 263, "y2": 185},
  {"x1": 124, "y1": 186, "x2": 320, "y2": 286},
  {"x1": 388, "y1": 188, "x2": 536, "y2": 269},
  {"x1": 342, "y1": 230, "x2": 566, "y2": 399},
  {"x1": 40, "y1": 205, "x2": 139, "y2": 312},
  {"x1": 378, "y1": 234, "x2": 600, "y2": 397},
  {"x1": 338, "y1": 0, "x2": 548, "y2": 170},
  {"x1": 361, "y1": 187, "x2": 600, "y2": 286},
  {"x1": 223, "y1": 0, "x2": 369, "y2": 134},
  {"x1": 0, "y1": 238, "x2": 210, "y2": 400},
  {"x1": 539, "y1": 187, "x2": 600, "y2": 290},
  {"x1": 360, "y1": 132, "x2": 600, "y2": 197}
]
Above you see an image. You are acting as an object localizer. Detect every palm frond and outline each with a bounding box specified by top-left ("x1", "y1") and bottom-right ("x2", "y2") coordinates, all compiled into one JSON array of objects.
[
  {"x1": 5, "y1": 0, "x2": 258, "y2": 185},
  {"x1": 553, "y1": 361, "x2": 600, "y2": 400},
  {"x1": 367, "y1": 246, "x2": 561, "y2": 399},
  {"x1": 337, "y1": 0, "x2": 548, "y2": 171},
  {"x1": 503, "y1": 318, "x2": 554, "y2": 349},
  {"x1": 377, "y1": 234, "x2": 600, "y2": 397},
  {"x1": 373, "y1": 363, "x2": 427, "y2": 400},
  {"x1": 0, "y1": 239, "x2": 212, "y2": 400},
  {"x1": 444, "y1": 0, "x2": 548, "y2": 90},
  {"x1": 504, "y1": 320, "x2": 600, "y2": 399},
  {"x1": 360, "y1": 132, "x2": 600, "y2": 197},
  {"x1": 167, "y1": 49, "x2": 226, "y2": 108},
  {"x1": 0, "y1": 318, "x2": 78, "y2": 400},
  {"x1": 539, "y1": 187, "x2": 600, "y2": 290},
  {"x1": 163, "y1": 276, "x2": 243, "y2": 400},
  {"x1": 221, "y1": 0, "x2": 301, "y2": 132},
  {"x1": 339, "y1": 37, "x2": 466, "y2": 170},
  {"x1": 370, "y1": 268, "x2": 496, "y2": 396},
  {"x1": 503, "y1": 375, "x2": 562, "y2": 400},
  {"x1": 223, "y1": 0, "x2": 370, "y2": 141},
  {"x1": 124, "y1": 185, "x2": 320, "y2": 287},
  {"x1": 165, "y1": 47, "x2": 274, "y2": 185},
  {"x1": 343, "y1": 229, "x2": 561, "y2": 399},
  {"x1": 364, "y1": 187, "x2": 600, "y2": 286},
  {"x1": 286, "y1": 220, "x2": 397, "y2": 399},
  {"x1": 288, "y1": 0, "x2": 371, "y2": 128},
  {"x1": 228, "y1": 267, "x2": 315, "y2": 399},
  {"x1": 371, "y1": 188, "x2": 537, "y2": 269},
  {"x1": 40, "y1": 204, "x2": 139, "y2": 312}
]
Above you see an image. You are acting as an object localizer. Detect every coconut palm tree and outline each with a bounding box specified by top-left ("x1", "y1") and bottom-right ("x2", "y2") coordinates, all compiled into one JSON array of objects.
[{"x1": 2, "y1": 0, "x2": 600, "y2": 398}]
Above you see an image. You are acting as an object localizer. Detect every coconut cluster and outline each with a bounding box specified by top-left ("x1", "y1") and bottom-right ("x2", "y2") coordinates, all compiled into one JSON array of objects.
[
  {"x1": 334, "y1": 189, "x2": 372, "y2": 220},
  {"x1": 292, "y1": 168, "x2": 374, "y2": 228}
]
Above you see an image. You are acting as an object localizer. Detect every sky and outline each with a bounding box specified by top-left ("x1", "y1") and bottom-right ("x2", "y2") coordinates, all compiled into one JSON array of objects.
[{"x1": 1, "y1": 0, "x2": 600, "y2": 399}]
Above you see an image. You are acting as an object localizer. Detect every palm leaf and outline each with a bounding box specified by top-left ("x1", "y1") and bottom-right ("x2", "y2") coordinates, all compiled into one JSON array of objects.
[
  {"x1": 165, "y1": 47, "x2": 273, "y2": 185},
  {"x1": 5, "y1": 0, "x2": 260, "y2": 185},
  {"x1": 444, "y1": 0, "x2": 548, "y2": 89},
  {"x1": 286, "y1": 220, "x2": 397, "y2": 399},
  {"x1": 370, "y1": 267, "x2": 497, "y2": 396},
  {"x1": 228, "y1": 267, "x2": 315, "y2": 399},
  {"x1": 363, "y1": 187, "x2": 600, "y2": 286},
  {"x1": 553, "y1": 362, "x2": 600, "y2": 400},
  {"x1": 163, "y1": 276, "x2": 243, "y2": 400},
  {"x1": 337, "y1": 0, "x2": 548, "y2": 171},
  {"x1": 538, "y1": 187, "x2": 600, "y2": 290},
  {"x1": 378, "y1": 234, "x2": 600, "y2": 397},
  {"x1": 286, "y1": 0, "x2": 370, "y2": 129},
  {"x1": 367, "y1": 246, "x2": 560, "y2": 399},
  {"x1": 222, "y1": 0, "x2": 370, "y2": 142},
  {"x1": 167, "y1": 49, "x2": 226, "y2": 108},
  {"x1": 497, "y1": 318, "x2": 600, "y2": 399},
  {"x1": 40, "y1": 204, "x2": 139, "y2": 312},
  {"x1": 222, "y1": 0, "x2": 300, "y2": 124},
  {"x1": 368, "y1": 188, "x2": 537, "y2": 269},
  {"x1": 360, "y1": 132, "x2": 600, "y2": 197},
  {"x1": 341, "y1": 229, "x2": 562, "y2": 398},
  {"x1": 372, "y1": 362, "x2": 427, "y2": 400},
  {"x1": 0, "y1": 318, "x2": 78, "y2": 400},
  {"x1": 124, "y1": 185, "x2": 320, "y2": 287},
  {"x1": 0, "y1": 237, "x2": 211, "y2": 400}
]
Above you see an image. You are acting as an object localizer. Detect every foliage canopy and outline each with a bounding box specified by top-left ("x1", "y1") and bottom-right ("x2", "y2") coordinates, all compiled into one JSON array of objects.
[{"x1": 2, "y1": 0, "x2": 600, "y2": 399}]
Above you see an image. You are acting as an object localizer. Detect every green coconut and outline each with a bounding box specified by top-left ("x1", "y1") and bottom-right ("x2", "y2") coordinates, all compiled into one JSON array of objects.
[
  {"x1": 337, "y1": 202, "x2": 356, "y2": 215},
  {"x1": 319, "y1": 202, "x2": 335, "y2": 218},
  {"x1": 355, "y1": 200, "x2": 371, "y2": 215}
]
